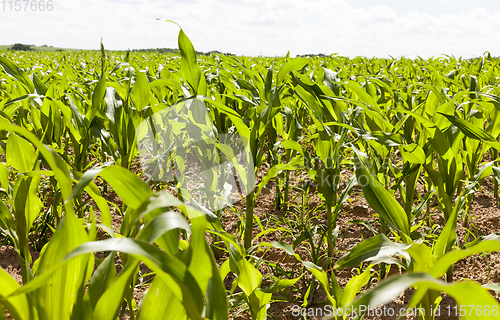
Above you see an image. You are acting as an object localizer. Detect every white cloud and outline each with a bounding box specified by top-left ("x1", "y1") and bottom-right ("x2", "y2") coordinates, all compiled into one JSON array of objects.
[{"x1": 0, "y1": 0, "x2": 499, "y2": 58}]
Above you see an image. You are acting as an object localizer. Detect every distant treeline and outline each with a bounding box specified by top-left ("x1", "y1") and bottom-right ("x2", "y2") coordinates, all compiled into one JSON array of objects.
[
  {"x1": 5, "y1": 43, "x2": 236, "y2": 56},
  {"x1": 11, "y1": 43, "x2": 34, "y2": 51},
  {"x1": 129, "y1": 48, "x2": 235, "y2": 56},
  {"x1": 296, "y1": 53, "x2": 329, "y2": 58}
]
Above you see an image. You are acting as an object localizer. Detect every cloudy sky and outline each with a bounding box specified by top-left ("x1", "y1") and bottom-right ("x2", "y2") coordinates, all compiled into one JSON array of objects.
[{"x1": 1, "y1": 0, "x2": 499, "y2": 58}]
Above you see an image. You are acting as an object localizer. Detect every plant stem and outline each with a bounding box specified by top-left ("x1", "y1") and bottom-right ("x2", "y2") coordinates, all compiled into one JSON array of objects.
[
  {"x1": 494, "y1": 150, "x2": 498, "y2": 200},
  {"x1": 326, "y1": 203, "x2": 335, "y2": 258},
  {"x1": 446, "y1": 265, "x2": 454, "y2": 283},
  {"x1": 244, "y1": 190, "x2": 255, "y2": 250}
]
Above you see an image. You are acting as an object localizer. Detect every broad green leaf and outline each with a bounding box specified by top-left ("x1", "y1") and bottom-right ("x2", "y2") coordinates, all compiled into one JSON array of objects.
[
  {"x1": 86, "y1": 75, "x2": 106, "y2": 123},
  {"x1": 399, "y1": 143, "x2": 425, "y2": 164},
  {"x1": 136, "y1": 211, "x2": 190, "y2": 243},
  {"x1": 277, "y1": 58, "x2": 311, "y2": 85},
  {"x1": 352, "y1": 148, "x2": 410, "y2": 241},
  {"x1": 0, "y1": 56, "x2": 34, "y2": 93},
  {"x1": 234, "y1": 256, "x2": 262, "y2": 297},
  {"x1": 139, "y1": 277, "x2": 187, "y2": 320},
  {"x1": 405, "y1": 242, "x2": 435, "y2": 272},
  {"x1": 335, "y1": 234, "x2": 410, "y2": 270},
  {"x1": 69, "y1": 165, "x2": 154, "y2": 210},
  {"x1": 204, "y1": 241, "x2": 229, "y2": 320},
  {"x1": 34, "y1": 212, "x2": 92, "y2": 320},
  {"x1": 6, "y1": 133, "x2": 36, "y2": 173},
  {"x1": 340, "y1": 265, "x2": 373, "y2": 307},
  {"x1": 250, "y1": 289, "x2": 272, "y2": 320},
  {"x1": 65, "y1": 237, "x2": 205, "y2": 320},
  {"x1": 260, "y1": 277, "x2": 301, "y2": 294},
  {"x1": 176, "y1": 26, "x2": 206, "y2": 96},
  {"x1": 131, "y1": 71, "x2": 150, "y2": 111},
  {"x1": 124, "y1": 191, "x2": 184, "y2": 238},
  {"x1": 347, "y1": 273, "x2": 500, "y2": 320},
  {"x1": 93, "y1": 259, "x2": 139, "y2": 320},
  {"x1": 281, "y1": 140, "x2": 304, "y2": 156},
  {"x1": 86, "y1": 251, "x2": 117, "y2": 309},
  {"x1": 0, "y1": 267, "x2": 29, "y2": 320},
  {"x1": 430, "y1": 237, "x2": 500, "y2": 278},
  {"x1": 439, "y1": 112, "x2": 500, "y2": 151},
  {"x1": 302, "y1": 261, "x2": 336, "y2": 307},
  {"x1": 185, "y1": 216, "x2": 212, "y2": 299}
]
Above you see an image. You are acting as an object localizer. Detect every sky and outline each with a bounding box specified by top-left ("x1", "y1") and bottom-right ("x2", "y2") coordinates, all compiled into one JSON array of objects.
[{"x1": 1, "y1": 0, "x2": 500, "y2": 58}]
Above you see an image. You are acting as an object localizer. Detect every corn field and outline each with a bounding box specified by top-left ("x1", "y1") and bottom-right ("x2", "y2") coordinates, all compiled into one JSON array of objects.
[{"x1": 1, "y1": 27, "x2": 500, "y2": 320}]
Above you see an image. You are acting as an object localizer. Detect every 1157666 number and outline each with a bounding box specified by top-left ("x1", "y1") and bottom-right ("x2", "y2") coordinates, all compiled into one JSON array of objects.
[
  {"x1": 446, "y1": 305, "x2": 499, "y2": 317},
  {"x1": 1, "y1": 0, "x2": 53, "y2": 11}
]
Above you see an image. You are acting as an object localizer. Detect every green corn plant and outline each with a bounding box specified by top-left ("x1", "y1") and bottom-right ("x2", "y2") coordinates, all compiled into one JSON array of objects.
[
  {"x1": 219, "y1": 240, "x2": 300, "y2": 320},
  {"x1": 282, "y1": 240, "x2": 374, "y2": 320},
  {"x1": 0, "y1": 123, "x2": 91, "y2": 319},
  {"x1": 335, "y1": 231, "x2": 500, "y2": 320},
  {"x1": 202, "y1": 55, "x2": 314, "y2": 250},
  {"x1": 437, "y1": 99, "x2": 500, "y2": 221},
  {"x1": 340, "y1": 272, "x2": 500, "y2": 320},
  {"x1": 278, "y1": 106, "x2": 304, "y2": 211},
  {"x1": 335, "y1": 158, "x2": 495, "y2": 319},
  {"x1": 0, "y1": 127, "x2": 229, "y2": 320},
  {"x1": 239, "y1": 57, "x2": 314, "y2": 250},
  {"x1": 351, "y1": 146, "x2": 412, "y2": 244},
  {"x1": 134, "y1": 28, "x2": 258, "y2": 248},
  {"x1": 288, "y1": 70, "x2": 358, "y2": 260},
  {"x1": 0, "y1": 131, "x2": 43, "y2": 284}
]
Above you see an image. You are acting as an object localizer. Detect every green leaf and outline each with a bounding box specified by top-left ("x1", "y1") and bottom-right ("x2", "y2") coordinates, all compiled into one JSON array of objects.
[
  {"x1": 340, "y1": 265, "x2": 373, "y2": 307},
  {"x1": 136, "y1": 211, "x2": 190, "y2": 243},
  {"x1": 260, "y1": 277, "x2": 301, "y2": 294},
  {"x1": 138, "y1": 276, "x2": 187, "y2": 320},
  {"x1": 399, "y1": 143, "x2": 426, "y2": 164},
  {"x1": 0, "y1": 124, "x2": 75, "y2": 218},
  {"x1": 93, "y1": 259, "x2": 139, "y2": 320},
  {"x1": 68, "y1": 165, "x2": 154, "y2": 210},
  {"x1": 335, "y1": 234, "x2": 410, "y2": 270},
  {"x1": 65, "y1": 237, "x2": 205, "y2": 320},
  {"x1": 439, "y1": 112, "x2": 500, "y2": 151},
  {"x1": 204, "y1": 242, "x2": 229, "y2": 320},
  {"x1": 0, "y1": 56, "x2": 34, "y2": 93},
  {"x1": 124, "y1": 191, "x2": 184, "y2": 238},
  {"x1": 430, "y1": 237, "x2": 500, "y2": 278},
  {"x1": 86, "y1": 75, "x2": 107, "y2": 124},
  {"x1": 233, "y1": 256, "x2": 262, "y2": 297},
  {"x1": 352, "y1": 148, "x2": 410, "y2": 241},
  {"x1": 347, "y1": 273, "x2": 500, "y2": 320},
  {"x1": 405, "y1": 242, "x2": 435, "y2": 272},
  {"x1": 131, "y1": 71, "x2": 150, "y2": 111},
  {"x1": 32, "y1": 73, "x2": 48, "y2": 96},
  {"x1": 277, "y1": 58, "x2": 311, "y2": 85},
  {"x1": 0, "y1": 267, "x2": 29, "y2": 320},
  {"x1": 302, "y1": 261, "x2": 336, "y2": 307},
  {"x1": 176, "y1": 27, "x2": 206, "y2": 96},
  {"x1": 280, "y1": 140, "x2": 304, "y2": 156},
  {"x1": 6, "y1": 133, "x2": 37, "y2": 173},
  {"x1": 86, "y1": 251, "x2": 117, "y2": 309},
  {"x1": 185, "y1": 216, "x2": 213, "y2": 299},
  {"x1": 34, "y1": 213, "x2": 92, "y2": 320}
]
